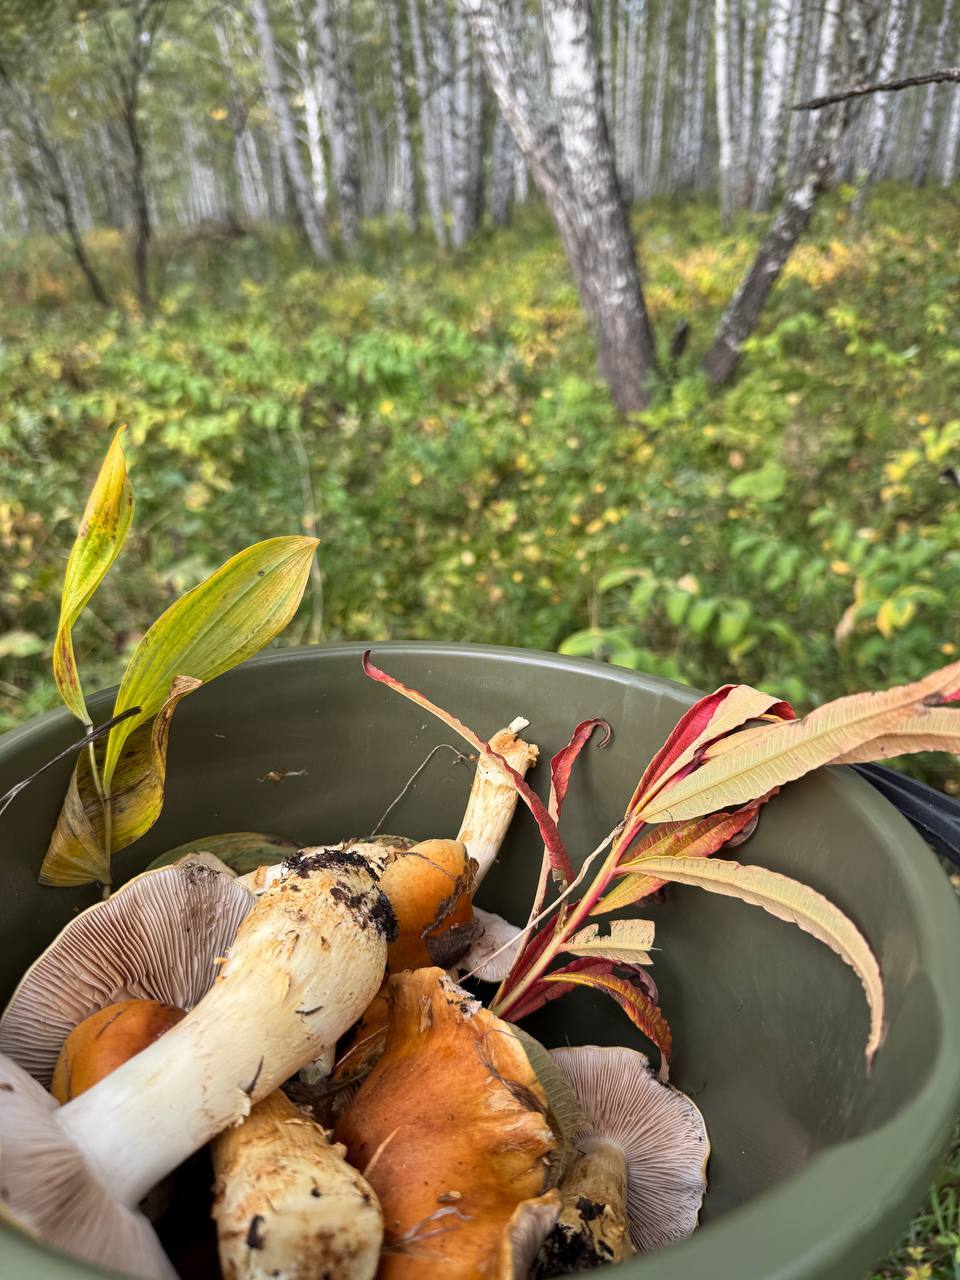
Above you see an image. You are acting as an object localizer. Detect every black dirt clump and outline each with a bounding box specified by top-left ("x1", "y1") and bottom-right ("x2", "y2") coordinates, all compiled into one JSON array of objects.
[
  {"x1": 533, "y1": 1223, "x2": 607, "y2": 1276},
  {"x1": 246, "y1": 1215, "x2": 266, "y2": 1250},
  {"x1": 575, "y1": 1198, "x2": 604, "y2": 1222},
  {"x1": 287, "y1": 846, "x2": 375, "y2": 877},
  {"x1": 369, "y1": 887, "x2": 398, "y2": 942}
]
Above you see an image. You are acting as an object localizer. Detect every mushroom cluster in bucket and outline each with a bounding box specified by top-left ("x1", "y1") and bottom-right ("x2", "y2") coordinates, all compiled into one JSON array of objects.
[{"x1": 4, "y1": 434, "x2": 960, "y2": 1278}]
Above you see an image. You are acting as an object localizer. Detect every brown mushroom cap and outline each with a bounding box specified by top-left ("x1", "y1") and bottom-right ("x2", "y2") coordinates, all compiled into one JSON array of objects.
[
  {"x1": 0, "y1": 860, "x2": 253, "y2": 1087},
  {"x1": 379, "y1": 839, "x2": 477, "y2": 972},
  {"x1": 550, "y1": 1046, "x2": 709, "y2": 1251},
  {"x1": 51, "y1": 1000, "x2": 186, "y2": 1104},
  {"x1": 334, "y1": 967, "x2": 556, "y2": 1279}
]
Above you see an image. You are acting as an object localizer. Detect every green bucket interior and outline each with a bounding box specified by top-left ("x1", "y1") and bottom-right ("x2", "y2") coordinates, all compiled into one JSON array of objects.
[{"x1": 1, "y1": 643, "x2": 958, "y2": 1280}]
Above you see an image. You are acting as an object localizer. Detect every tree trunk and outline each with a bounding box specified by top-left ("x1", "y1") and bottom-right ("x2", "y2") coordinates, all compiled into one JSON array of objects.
[
  {"x1": 428, "y1": 0, "x2": 456, "y2": 207},
  {"x1": 463, "y1": 0, "x2": 659, "y2": 413},
  {"x1": 704, "y1": 5, "x2": 848, "y2": 384},
  {"x1": 614, "y1": 0, "x2": 629, "y2": 187},
  {"x1": 601, "y1": 0, "x2": 613, "y2": 130},
  {"x1": 750, "y1": 0, "x2": 792, "y2": 210},
  {"x1": 853, "y1": 0, "x2": 906, "y2": 207},
  {"x1": 626, "y1": 0, "x2": 646, "y2": 199},
  {"x1": 940, "y1": 73, "x2": 960, "y2": 186},
  {"x1": 408, "y1": 0, "x2": 447, "y2": 245},
  {"x1": 212, "y1": 15, "x2": 268, "y2": 223},
  {"x1": 0, "y1": 127, "x2": 29, "y2": 235},
  {"x1": 312, "y1": 0, "x2": 361, "y2": 250},
  {"x1": 736, "y1": 0, "x2": 758, "y2": 204},
  {"x1": 914, "y1": 0, "x2": 954, "y2": 184},
  {"x1": 291, "y1": 0, "x2": 329, "y2": 223},
  {"x1": 250, "y1": 0, "x2": 331, "y2": 259},
  {"x1": 491, "y1": 107, "x2": 514, "y2": 223},
  {"x1": 714, "y1": 0, "x2": 735, "y2": 225},
  {"x1": 451, "y1": 5, "x2": 474, "y2": 246},
  {"x1": 645, "y1": 0, "x2": 671, "y2": 197},
  {"x1": 387, "y1": 0, "x2": 419, "y2": 231}
]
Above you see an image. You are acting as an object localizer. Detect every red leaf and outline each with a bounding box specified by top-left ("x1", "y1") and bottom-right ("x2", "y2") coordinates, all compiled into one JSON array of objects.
[
  {"x1": 542, "y1": 968, "x2": 673, "y2": 1079},
  {"x1": 627, "y1": 686, "x2": 735, "y2": 813},
  {"x1": 363, "y1": 652, "x2": 574, "y2": 884},
  {"x1": 506, "y1": 954, "x2": 658, "y2": 1019},
  {"x1": 548, "y1": 718, "x2": 612, "y2": 822}
]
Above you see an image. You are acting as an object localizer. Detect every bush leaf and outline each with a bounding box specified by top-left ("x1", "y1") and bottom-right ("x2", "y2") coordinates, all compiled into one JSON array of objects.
[
  {"x1": 53, "y1": 427, "x2": 133, "y2": 725},
  {"x1": 101, "y1": 537, "x2": 318, "y2": 792},
  {"x1": 634, "y1": 855, "x2": 884, "y2": 1065},
  {"x1": 640, "y1": 662, "x2": 960, "y2": 823},
  {"x1": 39, "y1": 676, "x2": 200, "y2": 886},
  {"x1": 565, "y1": 920, "x2": 655, "y2": 964}
]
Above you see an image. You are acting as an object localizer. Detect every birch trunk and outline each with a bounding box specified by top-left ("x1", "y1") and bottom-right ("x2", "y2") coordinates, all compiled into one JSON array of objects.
[
  {"x1": 451, "y1": 5, "x2": 474, "y2": 246},
  {"x1": 614, "y1": 0, "x2": 629, "y2": 184},
  {"x1": 714, "y1": 0, "x2": 735, "y2": 225},
  {"x1": 677, "y1": 0, "x2": 701, "y2": 188},
  {"x1": 627, "y1": 0, "x2": 647, "y2": 198},
  {"x1": 690, "y1": 0, "x2": 711, "y2": 188},
  {"x1": 0, "y1": 127, "x2": 29, "y2": 235},
  {"x1": 913, "y1": 0, "x2": 954, "y2": 185},
  {"x1": 601, "y1": 0, "x2": 613, "y2": 130},
  {"x1": 463, "y1": 0, "x2": 659, "y2": 413},
  {"x1": 250, "y1": 0, "x2": 331, "y2": 259},
  {"x1": 291, "y1": 1, "x2": 328, "y2": 223},
  {"x1": 750, "y1": 0, "x2": 792, "y2": 211},
  {"x1": 645, "y1": 0, "x2": 671, "y2": 197},
  {"x1": 854, "y1": 0, "x2": 905, "y2": 201},
  {"x1": 266, "y1": 128, "x2": 287, "y2": 219},
  {"x1": 940, "y1": 77, "x2": 960, "y2": 186},
  {"x1": 312, "y1": 0, "x2": 361, "y2": 250},
  {"x1": 736, "y1": 0, "x2": 759, "y2": 204},
  {"x1": 408, "y1": 0, "x2": 447, "y2": 244},
  {"x1": 491, "y1": 107, "x2": 513, "y2": 223},
  {"x1": 212, "y1": 15, "x2": 268, "y2": 223},
  {"x1": 428, "y1": 0, "x2": 456, "y2": 207},
  {"x1": 387, "y1": 0, "x2": 419, "y2": 230}
]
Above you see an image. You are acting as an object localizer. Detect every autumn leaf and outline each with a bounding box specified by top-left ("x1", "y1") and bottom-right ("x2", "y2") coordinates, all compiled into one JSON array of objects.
[
  {"x1": 101, "y1": 537, "x2": 319, "y2": 792},
  {"x1": 53, "y1": 427, "x2": 133, "y2": 725},
  {"x1": 639, "y1": 661, "x2": 960, "y2": 823},
  {"x1": 633, "y1": 855, "x2": 884, "y2": 1065},
  {"x1": 39, "y1": 676, "x2": 200, "y2": 887},
  {"x1": 564, "y1": 919, "x2": 655, "y2": 964},
  {"x1": 541, "y1": 967, "x2": 673, "y2": 1079},
  {"x1": 146, "y1": 831, "x2": 301, "y2": 874}
]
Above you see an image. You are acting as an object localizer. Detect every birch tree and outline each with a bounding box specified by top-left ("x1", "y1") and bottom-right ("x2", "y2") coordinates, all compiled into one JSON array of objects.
[
  {"x1": 463, "y1": 0, "x2": 659, "y2": 412},
  {"x1": 250, "y1": 0, "x2": 331, "y2": 261},
  {"x1": 386, "y1": 0, "x2": 418, "y2": 231},
  {"x1": 714, "y1": 0, "x2": 736, "y2": 225},
  {"x1": 913, "y1": 0, "x2": 955, "y2": 184},
  {"x1": 750, "y1": 0, "x2": 793, "y2": 210},
  {"x1": 313, "y1": 0, "x2": 361, "y2": 251},
  {"x1": 408, "y1": 0, "x2": 447, "y2": 245},
  {"x1": 855, "y1": 0, "x2": 906, "y2": 204}
]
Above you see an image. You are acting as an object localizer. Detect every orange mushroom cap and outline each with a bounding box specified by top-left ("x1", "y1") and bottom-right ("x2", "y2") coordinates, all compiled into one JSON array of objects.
[
  {"x1": 380, "y1": 839, "x2": 478, "y2": 973},
  {"x1": 334, "y1": 967, "x2": 556, "y2": 1279},
  {"x1": 51, "y1": 1000, "x2": 186, "y2": 1103}
]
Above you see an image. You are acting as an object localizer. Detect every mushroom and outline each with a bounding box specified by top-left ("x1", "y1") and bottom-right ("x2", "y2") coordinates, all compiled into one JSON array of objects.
[
  {"x1": 550, "y1": 1045, "x2": 709, "y2": 1252},
  {"x1": 334, "y1": 967, "x2": 557, "y2": 1279},
  {"x1": 0, "y1": 848, "x2": 394, "y2": 1278},
  {"x1": 379, "y1": 837, "x2": 478, "y2": 972},
  {"x1": 456, "y1": 717, "x2": 539, "y2": 881},
  {"x1": 51, "y1": 1000, "x2": 186, "y2": 1103},
  {"x1": 212, "y1": 1089, "x2": 383, "y2": 1280}
]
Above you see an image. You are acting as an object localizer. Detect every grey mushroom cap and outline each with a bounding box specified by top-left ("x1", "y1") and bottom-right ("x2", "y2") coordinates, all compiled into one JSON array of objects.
[
  {"x1": 550, "y1": 1045, "x2": 710, "y2": 1251},
  {"x1": 0, "y1": 859, "x2": 254, "y2": 1087},
  {"x1": 0, "y1": 1051, "x2": 175, "y2": 1279}
]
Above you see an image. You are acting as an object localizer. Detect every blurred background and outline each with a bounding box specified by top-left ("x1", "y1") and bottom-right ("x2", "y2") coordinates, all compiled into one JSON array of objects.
[{"x1": 0, "y1": 1, "x2": 959, "y2": 1271}]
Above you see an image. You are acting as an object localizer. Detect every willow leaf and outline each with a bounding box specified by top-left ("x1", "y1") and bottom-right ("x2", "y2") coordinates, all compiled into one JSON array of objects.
[
  {"x1": 541, "y1": 969, "x2": 672, "y2": 1079},
  {"x1": 594, "y1": 808, "x2": 760, "y2": 916},
  {"x1": 39, "y1": 676, "x2": 200, "y2": 886},
  {"x1": 831, "y1": 706, "x2": 960, "y2": 765},
  {"x1": 640, "y1": 662, "x2": 960, "y2": 823},
  {"x1": 565, "y1": 920, "x2": 655, "y2": 964},
  {"x1": 102, "y1": 537, "x2": 318, "y2": 791},
  {"x1": 54, "y1": 427, "x2": 133, "y2": 724},
  {"x1": 634, "y1": 855, "x2": 884, "y2": 1065}
]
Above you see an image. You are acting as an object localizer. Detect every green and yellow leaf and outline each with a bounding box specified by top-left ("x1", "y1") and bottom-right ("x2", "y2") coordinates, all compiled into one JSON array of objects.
[
  {"x1": 830, "y1": 706, "x2": 960, "y2": 764},
  {"x1": 53, "y1": 427, "x2": 133, "y2": 724},
  {"x1": 633, "y1": 855, "x2": 884, "y2": 1065},
  {"x1": 102, "y1": 536, "x2": 318, "y2": 791},
  {"x1": 40, "y1": 676, "x2": 200, "y2": 887},
  {"x1": 564, "y1": 920, "x2": 655, "y2": 964},
  {"x1": 146, "y1": 831, "x2": 300, "y2": 875}
]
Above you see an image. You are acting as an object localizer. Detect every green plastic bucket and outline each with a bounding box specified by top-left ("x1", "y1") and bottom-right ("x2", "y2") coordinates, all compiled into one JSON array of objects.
[{"x1": 1, "y1": 643, "x2": 959, "y2": 1279}]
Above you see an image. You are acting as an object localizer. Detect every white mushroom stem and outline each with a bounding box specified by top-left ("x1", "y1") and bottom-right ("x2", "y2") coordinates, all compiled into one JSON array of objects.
[
  {"x1": 57, "y1": 851, "x2": 391, "y2": 1209},
  {"x1": 456, "y1": 717, "x2": 539, "y2": 884},
  {"x1": 545, "y1": 1137, "x2": 633, "y2": 1267},
  {"x1": 212, "y1": 1090, "x2": 383, "y2": 1280}
]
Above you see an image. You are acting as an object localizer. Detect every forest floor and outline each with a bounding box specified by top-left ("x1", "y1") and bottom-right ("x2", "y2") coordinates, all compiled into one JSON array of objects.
[{"x1": 1, "y1": 186, "x2": 959, "y2": 1276}]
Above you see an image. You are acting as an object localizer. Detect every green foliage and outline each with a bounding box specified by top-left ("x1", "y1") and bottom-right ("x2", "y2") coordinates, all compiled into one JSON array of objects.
[{"x1": 1, "y1": 190, "x2": 959, "y2": 810}]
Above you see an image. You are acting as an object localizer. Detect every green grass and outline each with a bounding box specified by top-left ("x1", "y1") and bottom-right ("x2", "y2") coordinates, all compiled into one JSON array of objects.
[
  {"x1": 1, "y1": 186, "x2": 959, "y2": 1274},
  {"x1": 869, "y1": 1129, "x2": 960, "y2": 1280}
]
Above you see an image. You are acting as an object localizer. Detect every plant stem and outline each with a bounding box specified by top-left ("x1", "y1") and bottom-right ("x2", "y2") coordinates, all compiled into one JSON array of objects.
[{"x1": 83, "y1": 722, "x2": 113, "y2": 897}]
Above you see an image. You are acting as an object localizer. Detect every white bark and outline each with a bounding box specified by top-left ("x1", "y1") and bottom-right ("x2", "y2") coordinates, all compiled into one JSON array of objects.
[
  {"x1": 408, "y1": 0, "x2": 447, "y2": 244},
  {"x1": 940, "y1": 73, "x2": 960, "y2": 185},
  {"x1": 266, "y1": 128, "x2": 287, "y2": 218},
  {"x1": 0, "y1": 128, "x2": 29, "y2": 235},
  {"x1": 736, "y1": 0, "x2": 759, "y2": 203},
  {"x1": 914, "y1": 0, "x2": 954, "y2": 184},
  {"x1": 387, "y1": 0, "x2": 418, "y2": 230},
  {"x1": 250, "y1": 0, "x2": 330, "y2": 258},
  {"x1": 428, "y1": 0, "x2": 456, "y2": 205},
  {"x1": 627, "y1": 0, "x2": 647, "y2": 198},
  {"x1": 292, "y1": 13, "x2": 328, "y2": 222},
  {"x1": 601, "y1": 0, "x2": 613, "y2": 129},
  {"x1": 313, "y1": 0, "x2": 361, "y2": 249},
  {"x1": 491, "y1": 106, "x2": 513, "y2": 222},
  {"x1": 715, "y1": 0, "x2": 735, "y2": 223},
  {"x1": 645, "y1": 0, "x2": 671, "y2": 196},
  {"x1": 750, "y1": 0, "x2": 793, "y2": 211},
  {"x1": 856, "y1": 0, "x2": 906, "y2": 192},
  {"x1": 451, "y1": 5, "x2": 474, "y2": 245}
]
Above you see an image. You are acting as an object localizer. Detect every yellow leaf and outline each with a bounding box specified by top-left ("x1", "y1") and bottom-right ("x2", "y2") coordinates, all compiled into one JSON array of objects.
[
  {"x1": 634, "y1": 856, "x2": 884, "y2": 1065},
  {"x1": 53, "y1": 428, "x2": 133, "y2": 724},
  {"x1": 565, "y1": 920, "x2": 655, "y2": 965},
  {"x1": 40, "y1": 676, "x2": 200, "y2": 887}
]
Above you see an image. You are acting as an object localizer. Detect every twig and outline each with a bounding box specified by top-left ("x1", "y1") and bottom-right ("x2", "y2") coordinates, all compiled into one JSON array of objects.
[
  {"x1": 368, "y1": 743, "x2": 474, "y2": 838},
  {"x1": 0, "y1": 706, "x2": 141, "y2": 822},
  {"x1": 792, "y1": 66, "x2": 960, "y2": 112}
]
